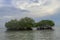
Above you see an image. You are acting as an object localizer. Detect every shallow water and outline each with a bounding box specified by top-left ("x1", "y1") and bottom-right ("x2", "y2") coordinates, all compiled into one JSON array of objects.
[{"x1": 0, "y1": 27, "x2": 60, "y2": 40}]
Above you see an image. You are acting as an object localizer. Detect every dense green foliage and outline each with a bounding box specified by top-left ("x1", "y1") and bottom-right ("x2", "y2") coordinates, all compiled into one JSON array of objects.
[
  {"x1": 19, "y1": 17, "x2": 35, "y2": 27},
  {"x1": 37, "y1": 20, "x2": 55, "y2": 28},
  {"x1": 5, "y1": 17, "x2": 55, "y2": 30},
  {"x1": 5, "y1": 17, "x2": 35, "y2": 30},
  {"x1": 18, "y1": 17, "x2": 35, "y2": 30},
  {"x1": 5, "y1": 19, "x2": 19, "y2": 30}
]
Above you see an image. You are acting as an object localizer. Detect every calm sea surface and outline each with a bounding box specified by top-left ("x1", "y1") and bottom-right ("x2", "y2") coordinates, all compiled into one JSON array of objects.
[{"x1": 0, "y1": 27, "x2": 60, "y2": 40}]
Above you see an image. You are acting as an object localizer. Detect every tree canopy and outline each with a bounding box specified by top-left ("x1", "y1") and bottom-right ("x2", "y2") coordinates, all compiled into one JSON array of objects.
[
  {"x1": 5, "y1": 19, "x2": 19, "y2": 30},
  {"x1": 38, "y1": 20, "x2": 55, "y2": 28},
  {"x1": 5, "y1": 17, "x2": 35, "y2": 30},
  {"x1": 18, "y1": 17, "x2": 35, "y2": 29},
  {"x1": 5, "y1": 17, "x2": 55, "y2": 30}
]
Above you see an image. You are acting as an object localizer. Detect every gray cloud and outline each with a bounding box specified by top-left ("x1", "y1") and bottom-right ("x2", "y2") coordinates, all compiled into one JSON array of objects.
[
  {"x1": 11, "y1": 0, "x2": 60, "y2": 17},
  {"x1": 0, "y1": 7, "x2": 29, "y2": 20},
  {"x1": 0, "y1": 0, "x2": 60, "y2": 17}
]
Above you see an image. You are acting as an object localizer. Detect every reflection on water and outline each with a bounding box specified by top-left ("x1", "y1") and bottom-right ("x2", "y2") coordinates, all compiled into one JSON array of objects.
[
  {"x1": 5, "y1": 31, "x2": 33, "y2": 40},
  {"x1": 33, "y1": 30, "x2": 55, "y2": 40},
  {"x1": 0, "y1": 27, "x2": 60, "y2": 40}
]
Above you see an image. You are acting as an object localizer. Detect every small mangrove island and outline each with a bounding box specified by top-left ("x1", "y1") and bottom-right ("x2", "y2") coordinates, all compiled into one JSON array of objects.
[{"x1": 5, "y1": 17, "x2": 55, "y2": 30}]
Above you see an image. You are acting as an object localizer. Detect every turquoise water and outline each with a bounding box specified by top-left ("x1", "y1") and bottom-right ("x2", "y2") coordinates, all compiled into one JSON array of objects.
[{"x1": 0, "y1": 27, "x2": 60, "y2": 40}]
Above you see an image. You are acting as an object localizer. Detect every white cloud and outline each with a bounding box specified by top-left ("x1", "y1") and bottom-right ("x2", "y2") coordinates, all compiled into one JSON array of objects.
[
  {"x1": 0, "y1": 15, "x2": 28, "y2": 20},
  {"x1": 0, "y1": 0, "x2": 60, "y2": 18},
  {"x1": 0, "y1": 16, "x2": 14, "y2": 20},
  {"x1": 12, "y1": 0, "x2": 60, "y2": 17},
  {"x1": 3, "y1": 16, "x2": 13, "y2": 19}
]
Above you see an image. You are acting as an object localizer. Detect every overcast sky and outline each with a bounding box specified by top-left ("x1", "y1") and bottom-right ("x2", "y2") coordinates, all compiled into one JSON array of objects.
[{"x1": 0, "y1": 0, "x2": 60, "y2": 28}]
